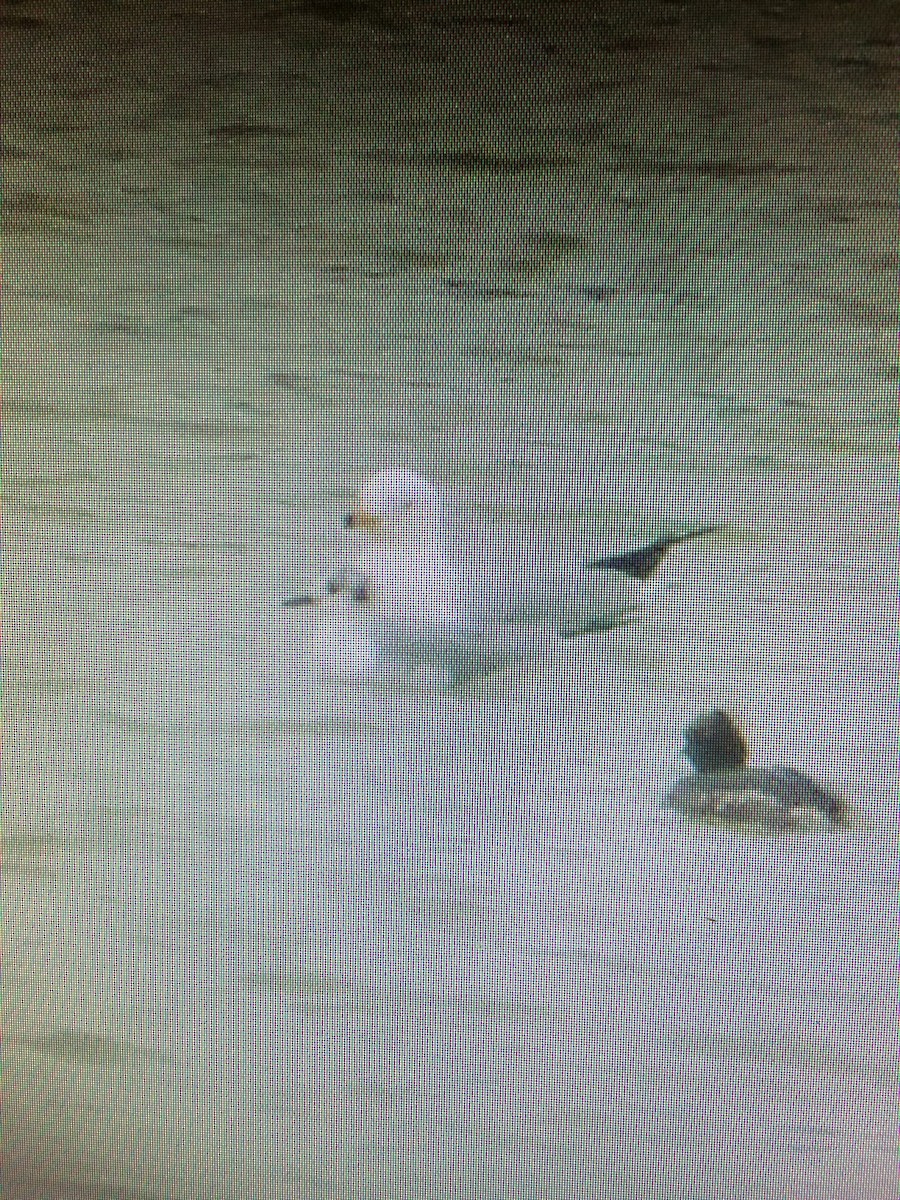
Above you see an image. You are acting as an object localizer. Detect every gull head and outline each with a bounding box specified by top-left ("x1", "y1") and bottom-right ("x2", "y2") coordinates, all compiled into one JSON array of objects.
[{"x1": 343, "y1": 469, "x2": 444, "y2": 533}]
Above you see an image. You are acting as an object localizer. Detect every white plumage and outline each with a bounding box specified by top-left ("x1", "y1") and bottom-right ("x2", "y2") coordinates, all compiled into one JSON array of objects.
[{"x1": 290, "y1": 469, "x2": 720, "y2": 686}]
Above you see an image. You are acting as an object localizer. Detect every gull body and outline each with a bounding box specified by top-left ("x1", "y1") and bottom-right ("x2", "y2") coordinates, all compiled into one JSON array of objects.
[{"x1": 289, "y1": 469, "x2": 720, "y2": 686}]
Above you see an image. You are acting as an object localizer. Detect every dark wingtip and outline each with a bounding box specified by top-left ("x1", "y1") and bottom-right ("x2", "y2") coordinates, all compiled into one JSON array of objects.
[
  {"x1": 282, "y1": 595, "x2": 321, "y2": 608},
  {"x1": 588, "y1": 524, "x2": 722, "y2": 580}
]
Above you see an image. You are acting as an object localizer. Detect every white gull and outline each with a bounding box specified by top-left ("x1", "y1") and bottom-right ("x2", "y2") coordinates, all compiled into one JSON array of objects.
[{"x1": 286, "y1": 468, "x2": 720, "y2": 687}]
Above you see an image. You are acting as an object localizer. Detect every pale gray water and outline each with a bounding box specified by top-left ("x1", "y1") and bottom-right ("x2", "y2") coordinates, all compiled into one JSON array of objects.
[
  {"x1": 5, "y1": 470, "x2": 896, "y2": 1196},
  {"x1": 3, "y1": 1, "x2": 897, "y2": 1197}
]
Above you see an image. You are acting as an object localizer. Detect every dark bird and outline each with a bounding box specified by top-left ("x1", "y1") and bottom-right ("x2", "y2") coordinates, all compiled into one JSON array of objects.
[{"x1": 665, "y1": 709, "x2": 845, "y2": 827}]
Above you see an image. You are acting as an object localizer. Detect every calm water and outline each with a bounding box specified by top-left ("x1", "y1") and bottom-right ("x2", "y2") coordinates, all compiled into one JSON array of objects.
[
  {"x1": 3, "y1": 0, "x2": 896, "y2": 1193},
  {"x1": 5, "y1": 448, "x2": 896, "y2": 1198}
]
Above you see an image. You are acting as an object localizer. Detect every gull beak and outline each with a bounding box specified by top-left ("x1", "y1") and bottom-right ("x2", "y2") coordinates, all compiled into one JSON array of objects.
[{"x1": 343, "y1": 509, "x2": 382, "y2": 531}]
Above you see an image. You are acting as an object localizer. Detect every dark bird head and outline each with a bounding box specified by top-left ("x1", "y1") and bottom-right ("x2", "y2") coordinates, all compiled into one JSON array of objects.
[{"x1": 682, "y1": 709, "x2": 749, "y2": 773}]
